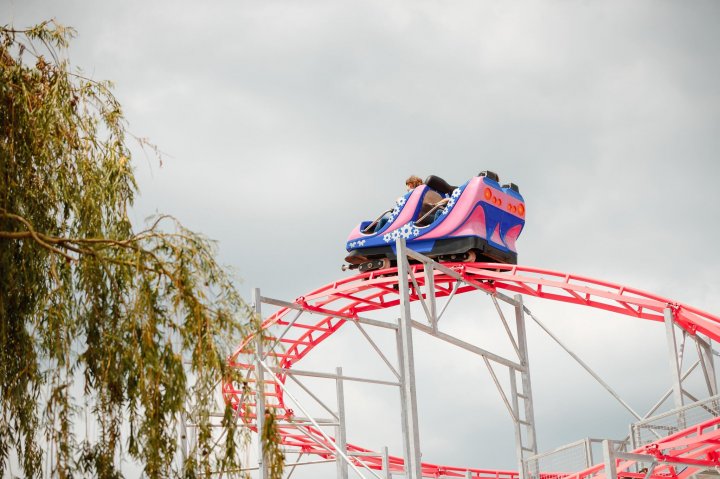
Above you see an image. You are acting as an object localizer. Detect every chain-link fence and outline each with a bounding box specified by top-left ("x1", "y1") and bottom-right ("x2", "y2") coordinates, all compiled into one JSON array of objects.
[
  {"x1": 524, "y1": 439, "x2": 628, "y2": 479},
  {"x1": 631, "y1": 394, "x2": 720, "y2": 448}
]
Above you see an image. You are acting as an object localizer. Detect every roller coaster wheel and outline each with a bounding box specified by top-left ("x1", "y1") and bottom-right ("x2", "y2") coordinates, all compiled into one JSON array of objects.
[{"x1": 358, "y1": 258, "x2": 391, "y2": 273}]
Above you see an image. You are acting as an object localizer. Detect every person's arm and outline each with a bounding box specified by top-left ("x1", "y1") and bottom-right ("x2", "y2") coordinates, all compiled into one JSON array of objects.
[{"x1": 416, "y1": 198, "x2": 449, "y2": 225}]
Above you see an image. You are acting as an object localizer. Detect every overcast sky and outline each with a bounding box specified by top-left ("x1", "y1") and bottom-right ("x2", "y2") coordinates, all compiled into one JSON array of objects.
[{"x1": 5, "y1": 1, "x2": 720, "y2": 477}]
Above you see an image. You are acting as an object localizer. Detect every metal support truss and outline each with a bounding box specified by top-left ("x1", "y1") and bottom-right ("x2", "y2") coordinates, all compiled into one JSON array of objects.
[
  {"x1": 214, "y1": 235, "x2": 720, "y2": 479},
  {"x1": 212, "y1": 239, "x2": 549, "y2": 478},
  {"x1": 398, "y1": 238, "x2": 542, "y2": 478}
]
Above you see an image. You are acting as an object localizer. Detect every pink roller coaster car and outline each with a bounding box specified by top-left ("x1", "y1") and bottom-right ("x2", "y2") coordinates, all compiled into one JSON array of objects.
[{"x1": 344, "y1": 172, "x2": 526, "y2": 272}]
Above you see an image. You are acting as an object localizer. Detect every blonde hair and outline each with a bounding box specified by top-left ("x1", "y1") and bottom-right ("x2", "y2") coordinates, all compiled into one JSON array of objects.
[{"x1": 405, "y1": 175, "x2": 423, "y2": 189}]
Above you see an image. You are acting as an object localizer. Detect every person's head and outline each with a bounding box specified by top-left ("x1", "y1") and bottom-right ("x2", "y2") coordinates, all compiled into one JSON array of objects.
[{"x1": 405, "y1": 175, "x2": 423, "y2": 191}]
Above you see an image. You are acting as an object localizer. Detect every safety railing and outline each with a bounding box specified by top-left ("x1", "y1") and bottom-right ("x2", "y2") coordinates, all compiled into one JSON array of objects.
[
  {"x1": 524, "y1": 438, "x2": 589, "y2": 479},
  {"x1": 630, "y1": 393, "x2": 720, "y2": 448},
  {"x1": 523, "y1": 438, "x2": 628, "y2": 479}
]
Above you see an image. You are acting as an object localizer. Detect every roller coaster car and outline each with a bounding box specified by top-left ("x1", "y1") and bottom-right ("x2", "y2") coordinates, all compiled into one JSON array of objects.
[{"x1": 344, "y1": 172, "x2": 525, "y2": 272}]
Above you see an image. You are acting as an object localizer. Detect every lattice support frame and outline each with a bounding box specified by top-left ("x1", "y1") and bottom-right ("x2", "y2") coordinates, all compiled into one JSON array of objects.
[{"x1": 212, "y1": 236, "x2": 720, "y2": 478}]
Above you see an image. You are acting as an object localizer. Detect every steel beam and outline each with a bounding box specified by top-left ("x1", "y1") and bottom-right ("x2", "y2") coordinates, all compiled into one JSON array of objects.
[
  {"x1": 259, "y1": 295, "x2": 399, "y2": 330},
  {"x1": 515, "y1": 296, "x2": 537, "y2": 457},
  {"x1": 352, "y1": 320, "x2": 401, "y2": 379},
  {"x1": 510, "y1": 369, "x2": 525, "y2": 478},
  {"x1": 584, "y1": 438, "x2": 593, "y2": 468},
  {"x1": 396, "y1": 326, "x2": 411, "y2": 478},
  {"x1": 694, "y1": 335, "x2": 718, "y2": 396},
  {"x1": 381, "y1": 446, "x2": 390, "y2": 479},
  {"x1": 284, "y1": 373, "x2": 339, "y2": 420},
  {"x1": 410, "y1": 319, "x2": 524, "y2": 371},
  {"x1": 493, "y1": 296, "x2": 521, "y2": 360},
  {"x1": 427, "y1": 265, "x2": 438, "y2": 333},
  {"x1": 641, "y1": 360, "x2": 699, "y2": 421},
  {"x1": 527, "y1": 306, "x2": 642, "y2": 421},
  {"x1": 664, "y1": 307, "x2": 684, "y2": 410},
  {"x1": 396, "y1": 237, "x2": 423, "y2": 479},
  {"x1": 602, "y1": 439, "x2": 618, "y2": 479},
  {"x1": 335, "y1": 366, "x2": 349, "y2": 479},
  {"x1": 253, "y1": 288, "x2": 269, "y2": 479},
  {"x1": 273, "y1": 366, "x2": 400, "y2": 387}
]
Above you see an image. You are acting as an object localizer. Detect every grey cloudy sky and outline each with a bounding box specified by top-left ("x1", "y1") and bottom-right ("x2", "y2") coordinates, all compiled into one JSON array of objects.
[{"x1": 5, "y1": 0, "x2": 720, "y2": 477}]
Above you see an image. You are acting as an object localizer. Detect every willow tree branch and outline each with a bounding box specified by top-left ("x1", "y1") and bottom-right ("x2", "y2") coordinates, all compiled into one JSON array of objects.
[{"x1": 0, "y1": 212, "x2": 75, "y2": 261}]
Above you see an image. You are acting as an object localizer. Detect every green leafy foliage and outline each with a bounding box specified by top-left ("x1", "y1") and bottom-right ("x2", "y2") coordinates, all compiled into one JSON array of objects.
[{"x1": 0, "y1": 20, "x2": 276, "y2": 478}]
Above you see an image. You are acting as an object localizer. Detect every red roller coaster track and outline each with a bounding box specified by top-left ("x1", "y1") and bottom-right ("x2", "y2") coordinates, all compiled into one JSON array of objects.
[{"x1": 222, "y1": 262, "x2": 720, "y2": 478}]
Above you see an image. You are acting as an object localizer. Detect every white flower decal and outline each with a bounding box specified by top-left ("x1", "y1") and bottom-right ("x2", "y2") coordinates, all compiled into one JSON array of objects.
[
  {"x1": 357, "y1": 239, "x2": 365, "y2": 246},
  {"x1": 381, "y1": 223, "x2": 423, "y2": 243},
  {"x1": 397, "y1": 197, "x2": 406, "y2": 206},
  {"x1": 452, "y1": 188, "x2": 461, "y2": 198}
]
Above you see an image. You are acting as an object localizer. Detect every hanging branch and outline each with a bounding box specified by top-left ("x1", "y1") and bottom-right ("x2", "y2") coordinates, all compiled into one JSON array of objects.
[{"x1": 0, "y1": 20, "x2": 278, "y2": 478}]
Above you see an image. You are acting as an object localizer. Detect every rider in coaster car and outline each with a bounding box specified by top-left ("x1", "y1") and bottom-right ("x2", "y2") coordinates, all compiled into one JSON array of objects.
[
  {"x1": 369, "y1": 175, "x2": 450, "y2": 232},
  {"x1": 405, "y1": 175, "x2": 423, "y2": 190},
  {"x1": 371, "y1": 175, "x2": 424, "y2": 233},
  {"x1": 415, "y1": 175, "x2": 452, "y2": 226},
  {"x1": 403, "y1": 175, "x2": 449, "y2": 227}
]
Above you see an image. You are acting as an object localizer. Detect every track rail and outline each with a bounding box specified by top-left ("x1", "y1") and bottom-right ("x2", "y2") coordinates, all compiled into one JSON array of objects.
[{"x1": 222, "y1": 263, "x2": 720, "y2": 478}]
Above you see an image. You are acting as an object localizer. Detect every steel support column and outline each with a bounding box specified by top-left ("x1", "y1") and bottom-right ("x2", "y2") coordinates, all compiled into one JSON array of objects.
[
  {"x1": 336, "y1": 366, "x2": 349, "y2": 479},
  {"x1": 510, "y1": 369, "x2": 525, "y2": 479},
  {"x1": 395, "y1": 327, "x2": 410, "y2": 476},
  {"x1": 253, "y1": 288, "x2": 270, "y2": 479},
  {"x1": 664, "y1": 307, "x2": 684, "y2": 410},
  {"x1": 381, "y1": 446, "x2": 390, "y2": 479},
  {"x1": 694, "y1": 335, "x2": 718, "y2": 396},
  {"x1": 584, "y1": 438, "x2": 594, "y2": 468},
  {"x1": 396, "y1": 238, "x2": 423, "y2": 479},
  {"x1": 514, "y1": 295, "x2": 537, "y2": 467},
  {"x1": 602, "y1": 439, "x2": 618, "y2": 479}
]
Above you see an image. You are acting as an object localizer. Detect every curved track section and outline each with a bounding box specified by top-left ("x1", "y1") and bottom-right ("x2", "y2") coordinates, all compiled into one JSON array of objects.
[{"x1": 222, "y1": 263, "x2": 720, "y2": 478}]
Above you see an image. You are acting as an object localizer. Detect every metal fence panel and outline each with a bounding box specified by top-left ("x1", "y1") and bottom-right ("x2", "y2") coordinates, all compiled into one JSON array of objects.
[{"x1": 631, "y1": 395, "x2": 720, "y2": 447}]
